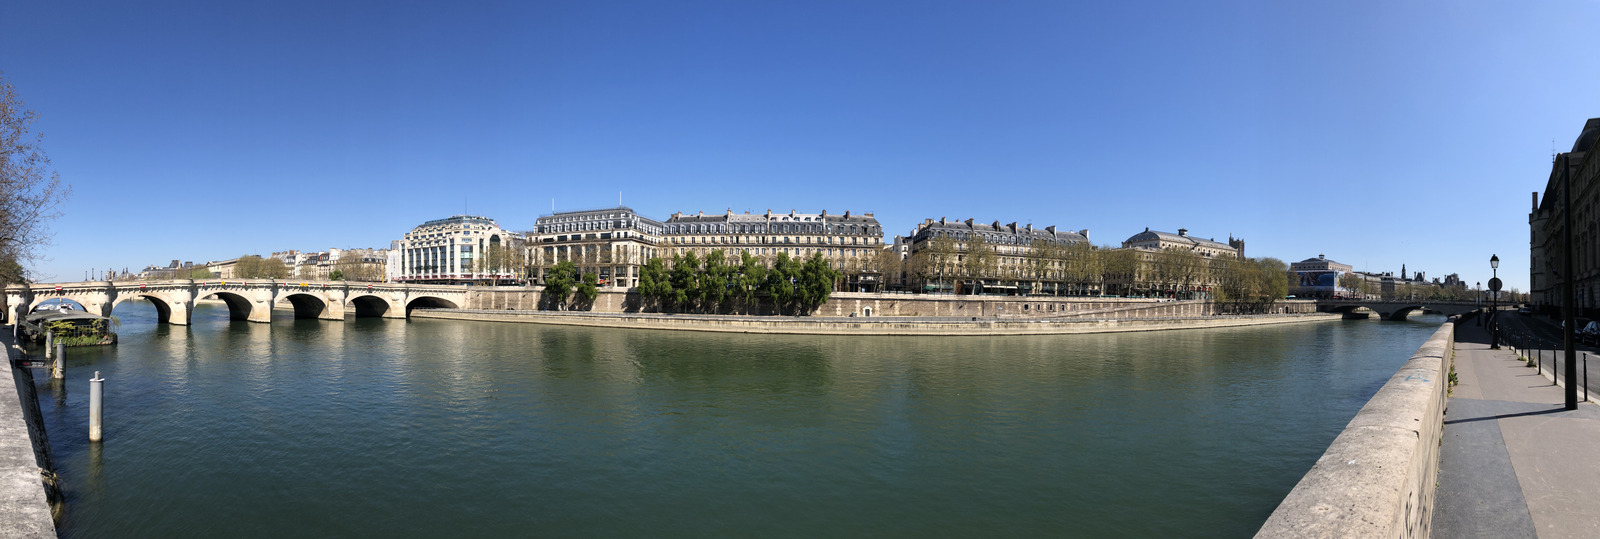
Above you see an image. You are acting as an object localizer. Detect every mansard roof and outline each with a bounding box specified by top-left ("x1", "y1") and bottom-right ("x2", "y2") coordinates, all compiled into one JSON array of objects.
[{"x1": 1123, "y1": 228, "x2": 1232, "y2": 250}]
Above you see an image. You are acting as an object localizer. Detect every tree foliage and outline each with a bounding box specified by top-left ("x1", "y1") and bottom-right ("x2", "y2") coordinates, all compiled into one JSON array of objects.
[
  {"x1": 1, "y1": 72, "x2": 70, "y2": 284},
  {"x1": 545, "y1": 259, "x2": 578, "y2": 310},
  {"x1": 475, "y1": 242, "x2": 521, "y2": 285},
  {"x1": 234, "y1": 255, "x2": 290, "y2": 279},
  {"x1": 333, "y1": 254, "x2": 385, "y2": 282},
  {"x1": 1211, "y1": 256, "x2": 1291, "y2": 313},
  {"x1": 634, "y1": 249, "x2": 840, "y2": 315}
]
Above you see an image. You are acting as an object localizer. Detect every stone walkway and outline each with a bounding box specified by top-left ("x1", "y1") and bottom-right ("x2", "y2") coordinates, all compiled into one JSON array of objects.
[{"x1": 1433, "y1": 319, "x2": 1600, "y2": 538}]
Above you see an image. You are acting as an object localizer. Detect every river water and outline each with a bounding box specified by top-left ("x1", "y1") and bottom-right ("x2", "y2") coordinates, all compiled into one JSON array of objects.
[{"x1": 28, "y1": 303, "x2": 1446, "y2": 538}]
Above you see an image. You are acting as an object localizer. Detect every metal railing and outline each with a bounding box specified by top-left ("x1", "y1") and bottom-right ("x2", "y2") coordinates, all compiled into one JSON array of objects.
[{"x1": 1493, "y1": 320, "x2": 1590, "y2": 402}]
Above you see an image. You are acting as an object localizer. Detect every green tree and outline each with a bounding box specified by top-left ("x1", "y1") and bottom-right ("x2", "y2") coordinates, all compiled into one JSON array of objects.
[
  {"x1": 475, "y1": 243, "x2": 517, "y2": 285},
  {"x1": 545, "y1": 260, "x2": 578, "y2": 310},
  {"x1": 1063, "y1": 242, "x2": 1102, "y2": 296},
  {"x1": 926, "y1": 235, "x2": 958, "y2": 293},
  {"x1": 638, "y1": 257, "x2": 671, "y2": 312},
  {"x1": 1101, "y1": 248, "x2": 1140, "y2": 296},
  {"x1": 328, "y1": 269, "x2": 344, "y2": 281},
  {"x1": 670, "y1": 252, "x2": 700, "y2": 312},
  {"x1": 963, "y1": 235, "x2": 997, "y2": 293},
  {"x1": 1, "y1": 72, "x2": 71, "y2": 285},
  {"x1": 576, "y1": 271, "x2": 599, "y2": 308},
  {"x1": 765, "y1": 252, "x2": 798, "y2": 313},
  {"x1": 0, "y1": 256, "x2": 25, "y2": 285},
  {"x1": 796, "y1": 253, "x2": 841, "y2": 314},
  {"x1": 735, "y1": 251, "x2": 767, "y2": 313},
  {"x1": 1337, "y1": 272, "x2": 1363, "y2": 298},
  {"x1": 699, "y1": 250, "x2": 731, "y2": 313},
  {"x1": 333, "y1": 255, "x2": 382, "y2": 282}
]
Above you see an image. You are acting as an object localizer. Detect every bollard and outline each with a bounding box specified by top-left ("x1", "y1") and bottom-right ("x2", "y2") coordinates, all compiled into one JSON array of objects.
[
  {"x1": 45, "y1": 330, "x2": 53, "y2": 358},
  {"x1": 52, "y1": 342, "x2": 64, "y2": 380},
  {"x1": 89, "y1": 371, "x2": 104, "y2": 442}
]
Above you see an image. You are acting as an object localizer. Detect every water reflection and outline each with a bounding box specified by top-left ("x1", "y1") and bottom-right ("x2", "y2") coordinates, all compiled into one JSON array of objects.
[{"x1": 37, "y1": 303, "x2": 1449, "y2": 539}]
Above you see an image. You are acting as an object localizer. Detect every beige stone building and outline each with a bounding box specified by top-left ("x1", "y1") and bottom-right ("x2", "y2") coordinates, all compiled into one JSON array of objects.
[
  {"x1": 529, "y1": 207, "x2": 664, "y2": 288},
  {"x1": 1531, "y1": 118, "x2": 1600, "y2": 315},
  {"x1": 1109, "y1": 228, "x2": 1244, "y2": 298},
  {"x1": 663, "y1": 209, "x2": 885, "y2": 291},
  {"x1": 905, "y1": 217, "x2": 1090, "y2": 295}
]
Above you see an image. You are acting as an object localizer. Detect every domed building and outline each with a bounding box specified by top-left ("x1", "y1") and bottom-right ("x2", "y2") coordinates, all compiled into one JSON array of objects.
[
  {"x1": 392, "y1": 215, "x2": 522, "y2": 285},
  {"x1": 1107, "y1": 228, "x2": 1245, "y2": 298}
]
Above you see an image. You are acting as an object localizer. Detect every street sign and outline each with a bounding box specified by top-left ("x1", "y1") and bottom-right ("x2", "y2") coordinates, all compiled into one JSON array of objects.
[{"x1": 1488, "y1": 277, "x2": 1503, "y2": 292}]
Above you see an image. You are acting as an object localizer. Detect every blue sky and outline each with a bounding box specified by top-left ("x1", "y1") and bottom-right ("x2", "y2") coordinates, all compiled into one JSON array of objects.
[{"x1": 2, "y1": 1, "x2": 1593, "y2": 291}]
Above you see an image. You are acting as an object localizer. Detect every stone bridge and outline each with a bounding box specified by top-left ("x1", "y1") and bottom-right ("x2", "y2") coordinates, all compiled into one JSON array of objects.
[
  {"x1": 1315, "y1": 299, "x2": 1480, "y2": 321},
  {"x1": 3, "y1": 280, "x2": 469, "y2": 326}
]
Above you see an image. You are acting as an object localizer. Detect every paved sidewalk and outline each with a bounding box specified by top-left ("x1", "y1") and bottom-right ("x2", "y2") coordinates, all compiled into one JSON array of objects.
[{"x1": 1433, "y1": 319, "x2": 1600, "y2": 538}]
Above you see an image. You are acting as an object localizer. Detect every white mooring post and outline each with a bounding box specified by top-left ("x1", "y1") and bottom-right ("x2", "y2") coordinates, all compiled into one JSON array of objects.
[
  {"x1": 52, "y1": 342, "x2": 65, "y2": 380},
  {"x1": 89, "y1": 371, "x2": 104, "y2": 442},
  {"x1": 45, "y1": 330, "x2": 53, "y2": 358}
]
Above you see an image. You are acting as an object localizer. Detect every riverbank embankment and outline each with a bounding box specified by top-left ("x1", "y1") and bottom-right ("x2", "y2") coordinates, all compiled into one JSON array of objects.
[
  {"x1": 412, "y1": 309, "x2": 1343, "y2": 336},
  {"x1": 1254, "y1": 319, "x2": 1455, "y2": 538},
  {"x1": 1, "y1": 329, "x2": 57, "y2": 538}
]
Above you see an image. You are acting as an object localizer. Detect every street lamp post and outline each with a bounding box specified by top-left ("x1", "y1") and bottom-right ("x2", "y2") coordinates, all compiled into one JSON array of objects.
[
  {"x1": 1562, "y1": 168, "x2": 1580, "y2": 410},
  {"x1": 1490, "y1": 255, "x2": 1500, "y2": 349}
]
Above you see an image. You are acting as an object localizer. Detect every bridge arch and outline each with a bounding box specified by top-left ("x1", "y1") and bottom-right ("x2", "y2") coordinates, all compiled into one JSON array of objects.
[
  {"x1": 110, "y1": 294, "x2": 180, "y2": 325},
  {"x1": 1384, "y1": 305, "x2": 1424, "y2": 321},
  {"x1": 406, "y1": 296, "x2": 458, "y2": 313},
  {"x1": 195, "y1": 291, "x2": 257, "y2": 321},
  {"x1": 348, "y1": 293, "x2": 391, "y2": 318},
  {"x1": 280, "y1": 293, "x2": 331, "y2": 320}
]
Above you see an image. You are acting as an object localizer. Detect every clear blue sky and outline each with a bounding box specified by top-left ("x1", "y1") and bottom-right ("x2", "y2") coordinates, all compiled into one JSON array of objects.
[{"x1": 3, "y1": 1, "x2": 1593, "y2": 291}]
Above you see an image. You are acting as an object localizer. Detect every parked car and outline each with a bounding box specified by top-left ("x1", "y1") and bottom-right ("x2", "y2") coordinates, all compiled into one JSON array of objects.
[
  {"x1": 1582, "y1": 321, "x2": 1600, "y2": 346},
  {"x1": 1518, "y1": 306, "x2": 1533, "y2": 315}
]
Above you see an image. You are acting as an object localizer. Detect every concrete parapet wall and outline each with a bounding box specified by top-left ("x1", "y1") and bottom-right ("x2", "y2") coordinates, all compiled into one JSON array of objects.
[
  {"x1": 1254, "y1": 321, "x2": 1454, "y2": 539},
  {"x1": 413, "y1": 309, "x2": 1341, "y2": 336},
  {"x1": 1, "y1": 331, "x2": 57, "y2": 538}
]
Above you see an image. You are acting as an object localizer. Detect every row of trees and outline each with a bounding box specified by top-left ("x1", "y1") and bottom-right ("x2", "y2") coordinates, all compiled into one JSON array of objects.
[
  {"x1": 637, "y1": 250, "x2": 841, "y2": 315},
  {"x1": 541, "y1": 260, "x2": 599, "y2": 310},
  {"x1": 897, "y1": 237, "x2": 1233, "y2": 298},
  {"x1": 1211, "y1": 257, "x2": 1291, "y2": 313}
]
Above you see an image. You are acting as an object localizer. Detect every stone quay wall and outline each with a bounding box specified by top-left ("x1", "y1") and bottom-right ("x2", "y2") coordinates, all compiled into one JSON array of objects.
[
  {"x1": 1, "y1": 330, "x2": 57, "y2": 538},
  {"x1": 460, "y1": 287, "x2": 1318, "y2": 319},
  {"x1": 1254, "y1": 321, "x2": 1455, "y2": 539},
  {"x1": 414, "y1": 310, "x2": 1342, "y2": 336}
]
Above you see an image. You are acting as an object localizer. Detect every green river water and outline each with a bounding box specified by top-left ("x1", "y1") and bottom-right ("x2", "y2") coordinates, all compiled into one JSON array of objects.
[{"x1": 28, "y1": 303, "x2": 1445, "y2": 537}]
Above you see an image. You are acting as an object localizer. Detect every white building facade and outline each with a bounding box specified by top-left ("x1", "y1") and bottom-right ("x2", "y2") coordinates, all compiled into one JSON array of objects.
[{"x1": 393, "y1": 215, "x2": 521, "y2": 285}]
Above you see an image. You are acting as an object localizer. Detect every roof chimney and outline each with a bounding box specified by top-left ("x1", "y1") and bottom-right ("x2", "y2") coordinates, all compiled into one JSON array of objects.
[
  {"x1": 844, "y1": 211, "x2": 851, "y2": 218},
  {"x1": 1007, "y1": 222, "x2": 1017, "y2": 232},
  {"x1": 1046, "y1": 226, "x2": 1057, "y2": 234},
  {"x1": 1079, "y1": 229, "x2": 1088, "y2": 239},
  {"x1": 1177, "y1": 228, "x2": 1188, "y2": 237},
  {"x1": 940, "y1": 217, "x2": 946, "y2": 225},
  {"x1": 965, "y1": 218, "x2": 974, "y2": 227}
]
